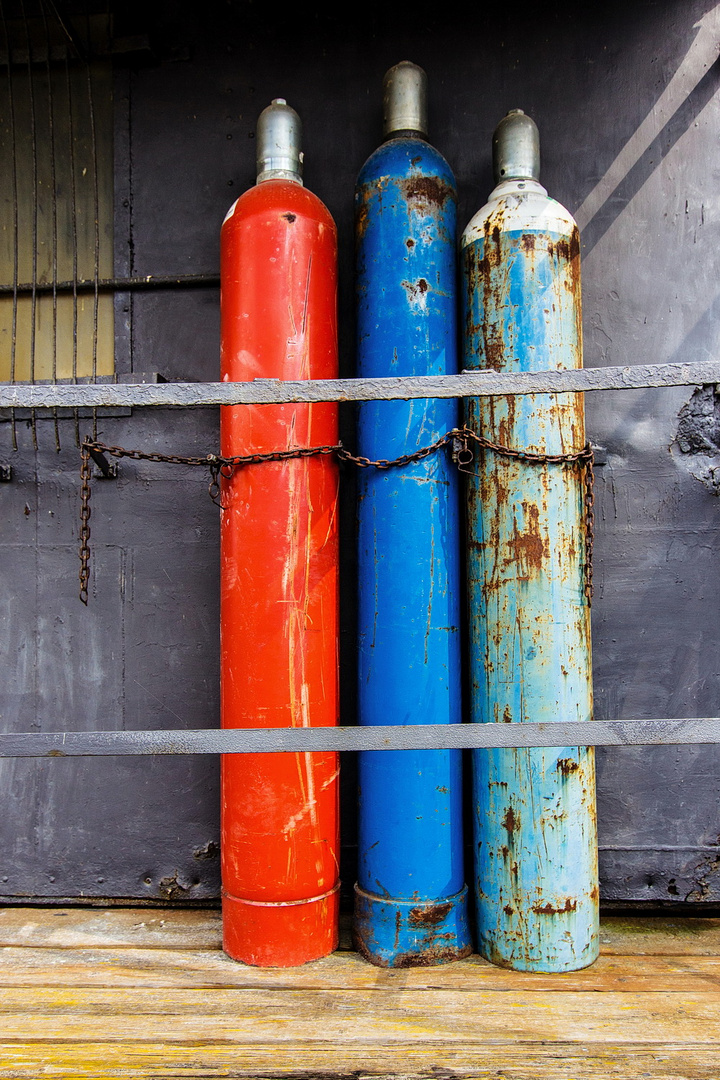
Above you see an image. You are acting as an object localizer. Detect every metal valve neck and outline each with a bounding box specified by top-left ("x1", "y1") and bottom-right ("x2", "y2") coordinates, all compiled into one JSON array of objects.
[
  {"x1": 256, "y1": 98, "x2": 304, "y2": 185},
  {"x1": 492, "y1": 109, "x2": 540, "y2": 184},
  {"x1": 383, "y1": 61, "x2": 428, "y2": 139}
]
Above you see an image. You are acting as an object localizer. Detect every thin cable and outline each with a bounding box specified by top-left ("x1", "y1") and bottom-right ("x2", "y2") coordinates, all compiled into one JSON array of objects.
[
  {"x1": 83, "y1": 11, "x2": 100, "y2": 439},
  {"x1": 0, "y1": 2, "x2": 19, "y2": 449},
  {"x1": 21, "y1": 0, "x2": 39, "y2": 450},
  {"x1": 43, "y1": 0, "x2": 84, "y2": 62},
  {"x1": 127, "y1": 64, "x2": 134, "y2": 377},
  {"x1": 41, "y1": 0, "x2": 61, "y2": 451},
  {"x1": 64, "y1": 41, "x2": 79, "y2": 445}
]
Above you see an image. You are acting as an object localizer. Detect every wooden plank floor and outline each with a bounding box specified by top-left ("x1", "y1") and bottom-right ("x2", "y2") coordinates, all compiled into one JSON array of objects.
[{"x1": 0, "y1": 908, "x2": 717, "y2": 1079}]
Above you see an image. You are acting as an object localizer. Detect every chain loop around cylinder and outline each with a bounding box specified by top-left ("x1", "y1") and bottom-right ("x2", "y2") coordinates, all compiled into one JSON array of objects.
[{"x1": 78, "y1": 432, "x2": 594, "y2": 604}]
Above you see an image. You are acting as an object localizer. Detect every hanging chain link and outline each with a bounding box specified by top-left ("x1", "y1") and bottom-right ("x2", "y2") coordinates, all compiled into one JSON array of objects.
[
  {"x1": 78, "y1": 431, "x2": 595, "y2": 605},
  {"x1": 79, "y1": 440, "x2": 93, "y2": 605},
  {"x1": 583, "y1": 453, "x2": 595, "y2": 603}
]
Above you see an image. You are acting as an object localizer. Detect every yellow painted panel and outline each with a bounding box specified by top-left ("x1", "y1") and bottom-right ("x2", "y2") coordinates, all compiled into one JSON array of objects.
[{"x1": 0, "y1": 59, "x2": 113, "y2": 381}]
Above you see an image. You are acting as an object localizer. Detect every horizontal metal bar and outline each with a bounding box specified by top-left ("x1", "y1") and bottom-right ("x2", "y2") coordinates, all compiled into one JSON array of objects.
[
  {"x1": 0, "y1": 360, "x2": 718, "y2": 409},
  {"x1": 1, "y1": 718, "x2": 719, "y2": 758},
  {"x1": 0, "y1": 274, "x2": 220, "y2": 296}
]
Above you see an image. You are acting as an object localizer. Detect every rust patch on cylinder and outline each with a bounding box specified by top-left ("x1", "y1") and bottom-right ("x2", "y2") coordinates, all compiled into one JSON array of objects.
[
  {"x1": 521, "y1": 233, "x2": 536, "y2": 252},
  {"x1": 503, "y1": 904, "x2": 514, "y2": 916},
  {"x1": 400, "y1": 175, "x2": 454, "y2": 211},
  {"x1": 402, "y1": 278, "x2": 430, "y2": 304},
  {"x1": 356, "y1": 197, "x2": 370, "y2": 241},
  {"x1": 483, "y1": 333, "x2": 504, "y2": 372},
  {"x1": 532, "y1": 898, "x2": 578, "y2": 915},
  {"x1": 408, "y1": 901, "x2": 453, "y2": 927},
  {"x1": 557, "y1": 757, "x2": 580, "y2": 776},
  {"x1": 502, "y1": 806, "x2": 519, "y2": 835},
  {"x1": 506, "y1": 503, "x2": 548, "y2": 574},
  {"x1": 390, "y1": 943, "x2": 473, "y2": 968},
  {"x1": 555, "y1": 230, "x2": 581, "y2": 265}
]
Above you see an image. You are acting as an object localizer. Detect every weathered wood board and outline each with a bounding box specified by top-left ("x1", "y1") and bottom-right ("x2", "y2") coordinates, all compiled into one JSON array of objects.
[{"x1": 0, "y1": 909, "x2": 717, "y2": 1079}]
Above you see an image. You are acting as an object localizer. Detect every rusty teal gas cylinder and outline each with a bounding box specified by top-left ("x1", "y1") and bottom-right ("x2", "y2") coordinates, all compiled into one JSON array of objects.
[
  {"x1": 353, "y1": 61, "x2": 471, "y2": 968},
  {"x1": 461, "y1": 109, "x2": 599, "y2": 972}
]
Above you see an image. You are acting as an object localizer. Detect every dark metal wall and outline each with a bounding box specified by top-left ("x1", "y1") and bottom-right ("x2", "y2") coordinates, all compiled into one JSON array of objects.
[{"x1": 1, "y1": 0, "x2": 718, "y2": 903}]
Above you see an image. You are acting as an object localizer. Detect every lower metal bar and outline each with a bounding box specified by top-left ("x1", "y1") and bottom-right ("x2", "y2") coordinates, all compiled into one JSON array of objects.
[{"x1": 0, "y1": 718, "x2": 719, "y2": 757}]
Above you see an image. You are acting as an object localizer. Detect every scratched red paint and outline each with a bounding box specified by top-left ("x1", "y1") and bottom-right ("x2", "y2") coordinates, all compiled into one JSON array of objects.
[{"x1": 219, "y1": 179, "x2": 340, "y2": 967}]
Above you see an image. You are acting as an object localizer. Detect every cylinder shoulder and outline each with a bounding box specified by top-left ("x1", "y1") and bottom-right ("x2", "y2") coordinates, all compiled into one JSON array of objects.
[
  {"x1": 223, "y1": 179, "x2": 336, "y2": 232},
  {"x1": 357, "y1": 136, "x2": 456, "y2": 192},
  {"x1": 461, "y1": 182, "x2": 576, "y2": 248}
]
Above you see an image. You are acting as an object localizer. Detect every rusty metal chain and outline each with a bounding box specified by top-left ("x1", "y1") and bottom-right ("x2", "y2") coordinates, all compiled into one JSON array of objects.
[
  {"x1": 449, "y1": 427, "x2": 595, "y2": 604},
  {"x1": 78, "y1": 431, "x2": 594, "y2": 605},
  {"x1": 583, "y1": 453, "x2": 595, "y2": 603},
  {"x1": 79, "y1": 441, "x2": 93, "y2": 605}
]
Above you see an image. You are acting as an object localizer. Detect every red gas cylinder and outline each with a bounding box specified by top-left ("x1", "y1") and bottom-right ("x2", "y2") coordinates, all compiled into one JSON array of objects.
[{"x1": 219, "y1": 99, "x2": 340, "y2": 967}]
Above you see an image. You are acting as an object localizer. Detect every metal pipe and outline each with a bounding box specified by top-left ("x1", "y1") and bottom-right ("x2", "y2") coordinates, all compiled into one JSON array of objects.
[
  {"x1": 461, "y1": 109, "x2": 599, "y2": 972},
  {"x1": 219, "y1": 98, "x2": 340, "y2": 967},
  {"x1": 353, "y1": 62, "x2": 471, "y2": 968}
]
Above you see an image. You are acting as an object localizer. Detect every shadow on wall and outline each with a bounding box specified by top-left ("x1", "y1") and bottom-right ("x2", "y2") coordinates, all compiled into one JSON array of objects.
[{"x1": 578, "y1": 5, "x2": 720, "y2": 255}]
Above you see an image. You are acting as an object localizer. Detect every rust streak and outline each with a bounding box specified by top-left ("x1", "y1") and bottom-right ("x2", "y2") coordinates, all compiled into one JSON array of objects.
[
  {"x1": 408, "y1": 902, "x2": 453, "y2": 928},
  {"x1": 532, "y1": 898, "x2": 578, "y2": 915},
  {"x1": 505, "y1": 502, "x2": 548, "y2": 574},
  {"x1": 399, "y1": 175, "x2": 454, "y2": 210}
]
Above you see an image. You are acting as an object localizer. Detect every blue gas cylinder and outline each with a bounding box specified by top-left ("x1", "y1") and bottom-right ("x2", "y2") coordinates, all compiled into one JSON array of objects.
[
  {"x1": 353, "y1": 62, "x2": 471, "y2": 968},
  {"x1": 461, "y1": 109, "x2": 599, "y2": 972}
]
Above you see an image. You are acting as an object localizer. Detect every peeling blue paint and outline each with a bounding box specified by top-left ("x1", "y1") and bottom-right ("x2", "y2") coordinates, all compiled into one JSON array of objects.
[
  {"x1": 461, "y1": 180, "x2": 599, "y2": 972},
  {"x1": 354, "y1": 137, "x2": 470, "y2": 967}
]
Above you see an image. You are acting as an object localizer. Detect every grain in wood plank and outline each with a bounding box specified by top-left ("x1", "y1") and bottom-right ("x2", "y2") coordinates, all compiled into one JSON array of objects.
[
  {"x1": 0, "y1": 1042, "x2": 719, "y2": 1080},
  {"x1": 0, "y1": 908, "x2": 222, "y2": 950},
  {"x1": 1, "y1": 908, "x2": 718, "y2": 956},
  {"x1": 599, "y1": 916, "x2": 720, "y2": 955},
  {"x1": 0, "y1": 988, "x2": 718, "y2": 1043},
  {"x1": 0, "y1": 947, "x2": 718, "y2": 992}
]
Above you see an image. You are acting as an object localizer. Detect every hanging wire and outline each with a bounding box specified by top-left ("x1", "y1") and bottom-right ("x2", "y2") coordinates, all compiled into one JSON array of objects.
[
  {"x1": 0, "y1": 1, "x2": 109, "y2": 453},
  {"x1": 41, "y1": 0, "x2": 61, "y2": 451},
  {"x1": 64, "y1": 35, "x2": 80, "y2": 446},
  {"x1": 21, "y1": 0, "x2": 39, "y2": 450},
  {"x1": 84, "y1": 24, "x2": 101, "y2": 439},
  {"x1": 48, "y1": 0, "x2": 104, "y2": 443},
  {"x1": 0, "y1": 1, "x2": 20, "y2": 450}
]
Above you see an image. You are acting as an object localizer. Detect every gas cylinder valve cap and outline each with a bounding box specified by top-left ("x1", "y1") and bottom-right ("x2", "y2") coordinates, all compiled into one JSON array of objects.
[
  {"x1": 383, "y1": 61, "x2": 428, "y2": 139},
  {"x1": 493, "y1": 109, "x2": 540, "y2": 183},
  {"x1": 256, "y1": 98, "x2": 304, "y2": 185}
]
